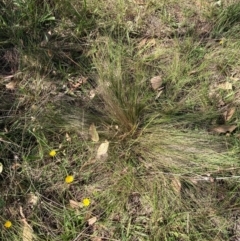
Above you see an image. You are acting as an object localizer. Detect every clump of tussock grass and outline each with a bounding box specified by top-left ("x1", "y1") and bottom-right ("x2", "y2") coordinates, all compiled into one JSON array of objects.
[
  {"x1": 91, "y1": 37, "x2": 152, "y2": 136},
  {"x1": 1, "y1": 0, "x2": 240, "y2": 240}
]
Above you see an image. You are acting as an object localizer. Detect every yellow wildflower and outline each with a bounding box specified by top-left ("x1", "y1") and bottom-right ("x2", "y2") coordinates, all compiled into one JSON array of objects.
[
  {"x1": 82, "y1": 198, "x2": 90, "y2": 207},
  {"x1": 65, "y1": 175, "x2": 74, "y2": 184},
  {"x1": 4, "y1": 220, "x2": 12, "y2": 228},
  {"x1": 49, "y1": 150, "x2": 57, "y2": 157}
]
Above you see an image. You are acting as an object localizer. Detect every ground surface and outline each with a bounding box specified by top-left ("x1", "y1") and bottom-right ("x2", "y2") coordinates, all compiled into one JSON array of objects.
[{"x1": 1, "y1": 0, "x2": 240, "y2": 240}]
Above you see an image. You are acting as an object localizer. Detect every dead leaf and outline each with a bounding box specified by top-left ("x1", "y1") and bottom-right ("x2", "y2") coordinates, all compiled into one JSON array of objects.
[
  {"x1": 0, "y1": 163, "x2": 2, "y2": 174},
  {"x1": 65, "y1": 133, "x2": 71, "y2": 142},
  {"x1": 89, "y1": 123, "x2": 99, "y2": 142},
  {"x1": 155, "y1": 87, "x2": 164, "y2": 100},
  {"x1": 134, "y1": 0, "x2": 146, "y2": 5},
  {"x1": 5, "y1": 81, "x2": 16, "y2": 90},
  {"x1": 22, "y1": 219, "x2": 33, "y2": 241},
  {"x1": 218, "y1": 82, "x2": 232, "y2": 90},
  {"x1": 96, "y1": 140, "x2": 109, "y2": 160},
  {"x1": 171, "y1": 177, "x2": 181, "y2": 194},
  {"x1": 11, "y1": 162, "x2": 21, "y2": 171},
  {"x1": 230, "y1": 76, "x2": 240, "y2": 82},
  {"x1": 26, "y1": 193, "x2": 38, "y2": 206},
  {"x1": 190, "y1": 176, "x2": 214, "y2": 183},
  {"x1": 89, "y1": 89, "x2": 96, "y2": 99},
  {"x1": 91, "y1": 238, "x2": 103, "y2": 241},
  {"x1": 138, "y1": 38, "x2": 156, "y2": 49},
  {"x1": 210, "y1": 125, "x2": 237, "y2": 134},
  {"x1": 223, "y1": 107, "x2": 235, "y2": 121},
  {"x1": 19, "y1": 206, "x2": 25, "y2": 219},
  {"x1": 88, "y1": 216, "x2": 97, "y2": 226},
  {"x1": 150, "y1": 76, "x2": 162, "y2": 90},
  {"x1": 138, "y1": 38, "x2": 147, "y2": 48},
  {"x1": 69, "y1": 200, "x2": 83, "y2": 209},
  {"x1": 147, "y1": 38, "x2": 156, "y2": 47}
]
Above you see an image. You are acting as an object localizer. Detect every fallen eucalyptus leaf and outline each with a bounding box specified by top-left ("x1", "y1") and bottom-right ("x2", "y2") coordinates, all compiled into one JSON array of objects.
[
  {"x1": 218, "y1": 82, "x2": 232, "y2": 90},
  {"x1": 96, "y1": 140, "x2": 109, "y2": 160},
  {"x1": 69, "y1": 199, "x2": 83, "y2": 209},
  {"x1": 5, "y1": 81, "x2": 16, "y2": 90},
  {"x1": 22, "y1": 219, "x2": 33, "y2": 241},
  {"x1": 146, "y1": 38, "x2": 156, "y2": 47},
  {"x1": 89, "y1": 89, "x2": 96, "y2": 99},
  {"x1": 65, "y1": 133, "x2": 71, "y2": 142},
  {"x1": 150, "y1": 76, "x2": 162, "y2": 91},
  {"x1": 210, "y1": 125, "x2": 237, "y2": 134},
  {"x1": 171, "y1": 177, "x2": 181, "y2": 195},
  {"x1": 26, "y1": 193, "x2": 38, "y2": 206},
  {"x1": 138, "y1": 38, "x2": 147, "y2": 49},
  {"x1": 88, "y1": 216, "x2": 97, "y2": 226},
  {"x1": 223, "y1": 107, "x2": 235, "y2": 121},
  {"x1": 138, "y1": 38, "x2": 156, "y2": 49},
  {"x1": 91, "y1": 237, "x2": 103, "y2": 241},
  {"x1": 89, "y1": 123, "x2": 99, "y2": 142}
]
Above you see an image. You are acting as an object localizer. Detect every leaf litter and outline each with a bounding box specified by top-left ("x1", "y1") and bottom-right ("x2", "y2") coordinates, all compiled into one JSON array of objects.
[
  {"x1": 89, "y1": 123, "x2": 99, "y2": 142},
  {"x1": 22, "y1": 219, "x2": 34, "y2": 241},
  {"x1": 223, "y1": 107, "x2": 235, "y2": 122},
  {"x1": 210, "y1": 125, "x2": 237, "y2": 134},
  {"x1": 150, "y1": 75, "x2": 162, "y2": 91},
  {"x1": 20, "y1": 206, "x2": 35, "y2": 241},
  {"x1": 96, "y1": 140, "x2": 109, "y2": 160},
  {"x1": 5, "y1": 81, "x2": 16, "y2": 90}
]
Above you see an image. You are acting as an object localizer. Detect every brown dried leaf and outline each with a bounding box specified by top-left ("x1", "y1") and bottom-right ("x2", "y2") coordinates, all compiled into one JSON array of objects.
[
  {"x1": 88, "y1": 216, "x2": 97, "y2": 226},
  {"x1": 65, "y1": 133, "x2": 71, "y2": 142},
  {"x1": 26, "y1": 192, "x2": 38, "y2": 206},
  {"x1": 171, "y1": 177, "x2": 181, "y2": 194},
  {"x1": 155, "y1": 87, "x2": 164, "y2": 100},
  {"x1": 134, "y1": 0, "x2": 146, "y2": 5},
  {"x1": 19, "y1": 206, "x2": 25, "y2": 219},
  {"x1": 89, "y1": 89, "x2": 96, "y2": 99},
  {"x1": 22, "y1": 219, "x2": 33, "y2": 241},
  {"x1": 210, "y1": 125, "x2": 237, "y2": 134},
  {"x1": 147, "y1": 38, "x2": 156, "y2": 47},
  {"x1": 189, "y1": 176, "x2": 214, "y2": 184},
  {"x1": 150, "y1": 76, "x2": 162, "y2": 90},
  {"x1": 223, "y1": 107, "x2": 235, "y2": 121},
  {"x1": 69, "y1": 200, "x2": 83, "y2": 209},
  {"x1": 218, "y1": 82, "x2": 232, "y2": 90},
  {"x1": 91, "y1": 238, "x2": 103, "y2": 241},
  {"x1": 89, "y1": 123, "x2": 99, "y2": 142},
  {"x1": 138, "y1": 38, "x2": 156, "y2": 49},
  {"x1": 5, "y1": 81, "x2": 16, "y2": 90},
  {"x1": 138, "y1": 38, "x2": 147, "y2": 49},
  {"x1": 96, "y1": 140, "x2": 109, "y2": 160}
]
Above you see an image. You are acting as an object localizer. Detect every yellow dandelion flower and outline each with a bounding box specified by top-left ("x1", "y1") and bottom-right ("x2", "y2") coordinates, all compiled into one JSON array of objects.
[
  {"x1": 49, "y1": 150, "x2": 57, "y2": 157},
  {"x1": 82, "y1": 198, "x2": 90, "y2": 207},
  {"x1": 65, "y1": 175, "x2": 74, "y2": 184},
  {"x1": 4, "y1": 220, "x2": 12, "y2": 228}
]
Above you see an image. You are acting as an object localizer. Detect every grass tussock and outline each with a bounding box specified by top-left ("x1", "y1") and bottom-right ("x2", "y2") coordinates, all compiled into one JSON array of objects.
[
  {"x1": 1, "y1": 0, "x2": 240, "y2": 240},
  {"x1": 92, "y1": 37, "x2": 151, "y2": 136}
]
